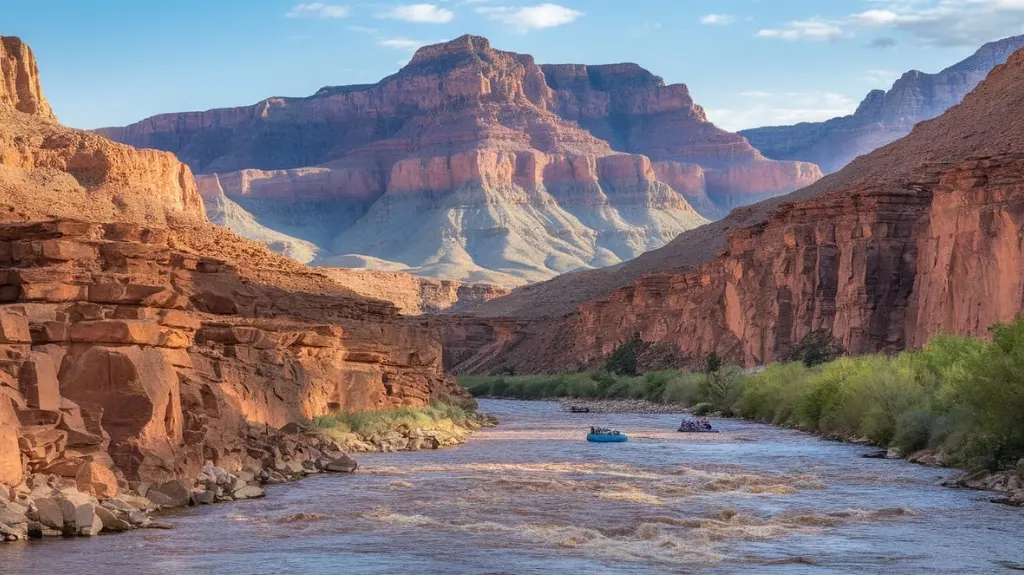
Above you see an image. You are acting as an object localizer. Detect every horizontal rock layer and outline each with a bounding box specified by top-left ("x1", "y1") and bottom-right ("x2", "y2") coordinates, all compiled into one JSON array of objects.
[
  {"x1": 0, "y1": 220, "x2": 459, "y2": 486},
  {"x1": 435, "y1": 45, "x2": 1024, "y2": 374},
  {"x1": 95, "y1": 35, "x2": 820, "y2": 284}
]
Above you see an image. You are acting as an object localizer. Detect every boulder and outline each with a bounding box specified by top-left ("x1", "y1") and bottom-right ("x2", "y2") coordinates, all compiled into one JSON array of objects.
[
  {"x1": 325, "y1": 455, "x2": 358, "y2": 473},
  {"x1": 189, "y1": 489, "x2": 215, "y2": 505},
  {"x1": 93, "y1": 505, "x2": 131, "y2": 532},
  {"x1": 56, "y1": 497, "x2": 77, "y2": 534},
  {"x1": 0, "y1": 503, "x2": 27, "y2": 526},
  {"x1": 74, "y1": 503, "x2": 103, "y2": 536},
  {"x1": 147, "y1": 479, "x2": 191, "y2": 508},
  {"x1": 19, "y1": 354, "x2": 59, "y2": 411},
  {"x1": 32, "y1": 498, "x2": 63, "y2": 530},
  {"x1": 231, "y1": 485, "x2": 265, "y2": 500},
  {"x1": 75, "y1": 462, "x2": 118, "y2": 498}
]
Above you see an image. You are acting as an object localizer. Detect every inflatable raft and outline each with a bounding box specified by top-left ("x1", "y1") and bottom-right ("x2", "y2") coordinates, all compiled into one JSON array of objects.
[{"x1": 587, "y1": 428, "x2": 627, "y2": 442}]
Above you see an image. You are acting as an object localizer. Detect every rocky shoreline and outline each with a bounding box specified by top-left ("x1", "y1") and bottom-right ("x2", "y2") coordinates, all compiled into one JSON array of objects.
[
  {"x1": 556, "y1": 398, "x2": 689, "y2": 414},
  {"x1": 0, "y1": 415, "x2": 491, "y2": 543}
]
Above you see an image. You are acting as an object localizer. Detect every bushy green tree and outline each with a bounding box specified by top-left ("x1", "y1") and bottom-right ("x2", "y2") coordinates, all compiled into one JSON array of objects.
[{"x1": 603, "y1": 337, "x2": 639, "y2": 376}]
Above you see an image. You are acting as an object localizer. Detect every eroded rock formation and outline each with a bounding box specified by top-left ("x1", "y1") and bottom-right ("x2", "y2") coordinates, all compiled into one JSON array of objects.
[
  {"x1": 740, "y1": 34, "x2": 1024, "y2": 174},
  {"x1": 96, "y1": 35, "x2": 821, "y2": 285},
  {"x1": 0, "y1": 37, "x2": 53, "y2": 119},
  {"x1": 438, "y1": 45, "x2": 1024, "y2": 375},
  {"x1": 0, "y1": 36, "x2": 461, "y2": 496}
]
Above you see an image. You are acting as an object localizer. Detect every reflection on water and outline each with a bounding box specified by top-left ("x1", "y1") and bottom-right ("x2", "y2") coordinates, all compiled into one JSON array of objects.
[{"x1": 3, "y1": 399, "x2": 1023, "y2": 574}]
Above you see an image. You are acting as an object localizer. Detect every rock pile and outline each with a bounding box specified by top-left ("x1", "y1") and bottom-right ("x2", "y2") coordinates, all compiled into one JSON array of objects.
[
  {"x1": 941, "y1": 463, "x2": 1024, "y2": 507},
  {"x1": 0, "y1": 427, "x2": 362, "y2": 541}
]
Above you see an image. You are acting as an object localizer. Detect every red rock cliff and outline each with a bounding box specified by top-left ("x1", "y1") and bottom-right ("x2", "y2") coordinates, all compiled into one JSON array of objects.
[
  {"x1": 0, "y1": 37, "x2": 53, "y2": 120},
  {"x1": 440, "y1": 45, "x2": 1024, "y2": 375},
  {"x1": 0, "y1": 37, "x2": 461, "y2": 490}
]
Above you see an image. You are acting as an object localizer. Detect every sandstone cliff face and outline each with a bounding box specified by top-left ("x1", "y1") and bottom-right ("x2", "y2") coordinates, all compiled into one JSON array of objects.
[
  {"x1": 0, "y1": 220, "x2": 453, "y2": 484},
  {"x1": 0, "y1": 37, "x2": 461, "y2": 490},
  {"x1": 95, "y1": 35, "x2": 823, "y2": 285},
  {"x1": 0, "y1": 37, "x2": 53, "y2": 120},
  {"x1": 441, "y1": 45, "x2": 1024, "y2": 375},
  {"x1": 540, "y1": 62, "x2": 821, "y2": 216},
  {"x1": 740, "y1": 34, "x2": 1024, "y2": 174},
  {"x1": 321, "y1": 268, "x2": 508, "y2": 315}
]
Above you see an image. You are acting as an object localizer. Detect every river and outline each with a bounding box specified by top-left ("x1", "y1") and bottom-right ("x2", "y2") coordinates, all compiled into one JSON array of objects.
[{"x1": 3, "y1": 399, "x2": 1023, "y2": 574}]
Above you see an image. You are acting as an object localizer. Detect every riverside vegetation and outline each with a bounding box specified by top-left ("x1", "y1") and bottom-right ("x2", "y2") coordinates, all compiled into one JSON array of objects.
[
  {"x1": 461, "y1": 320, "x2": 1024, "y2": 485},
  {"x1": 312, "y1": 402, "x2": 496, "y2": 453}
]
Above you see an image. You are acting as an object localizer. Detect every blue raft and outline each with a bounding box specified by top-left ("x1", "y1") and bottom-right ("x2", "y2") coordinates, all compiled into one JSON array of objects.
[{"x1": 587, "y1": 429, "x2": 628, "y2": 442}]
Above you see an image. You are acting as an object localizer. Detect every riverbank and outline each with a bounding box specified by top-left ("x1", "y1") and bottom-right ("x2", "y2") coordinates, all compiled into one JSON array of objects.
[
  {"x1": 0, "y1": 404, "x2": 493, "y2": 543},
  {"x1": 459, "y1": 320, "x2": 1024, "y2": 508}
]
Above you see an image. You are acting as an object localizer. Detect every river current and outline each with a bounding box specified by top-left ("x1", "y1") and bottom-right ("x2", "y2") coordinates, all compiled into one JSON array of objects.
[{"x1": 3, "y1": 399, "x2": 1023, "y2": 574}]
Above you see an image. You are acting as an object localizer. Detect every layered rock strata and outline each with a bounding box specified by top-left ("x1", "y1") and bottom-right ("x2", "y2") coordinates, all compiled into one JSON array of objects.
[
  {"x1": 438, "y1": 45, "x2": 1024, "y2": 374},
  {"x1": 740, "y1": 34, "x2": 1024, "y2": 174},
  {"x1": 97, "y1": 35, "x2": 822, "y2": 284},
  {"x1": 0, "y1": 220, "x2": 456, "y2": 488}
]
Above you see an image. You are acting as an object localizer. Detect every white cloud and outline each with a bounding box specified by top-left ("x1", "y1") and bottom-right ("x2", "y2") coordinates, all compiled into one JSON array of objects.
[
  {"x1": 700, "y1": 14, "x2": 736, "y2": 25},
  {"x1": 706, "y1": 91, "x2": 859, "y2": 131},
  {"x1": 761, "y1": 1, "x2": 1024, "y2": 46},
  {"x1": 862, "y1": 68, "x2": 900, "y2": 85},
  {"x1": 285, "y1": 3, "x2": 350, "y2": 19},
  {"x1": 377, "y1": 37, "x2": 428, "y2": 50},
  {"x1": 380, "y1": 4, "x2": 455, "y2": 23},
  {"x1": 476, "y1": 3, "x2": 583, "y2": 32},
  {"x1": 756, "y1": 18, "x2": 850, "y2": 41}
]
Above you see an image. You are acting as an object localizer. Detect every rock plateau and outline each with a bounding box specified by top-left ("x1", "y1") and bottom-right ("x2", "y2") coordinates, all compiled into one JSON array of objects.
[
  {"x1": 0, "y1": 34, "x2": 462, "y2": 519},
  {"x1": 98, "y1": 35, "x2": 820, "y2": 286},
  {"x1": 433, "y1": 44, "x2": 1024, "y2": 375}
]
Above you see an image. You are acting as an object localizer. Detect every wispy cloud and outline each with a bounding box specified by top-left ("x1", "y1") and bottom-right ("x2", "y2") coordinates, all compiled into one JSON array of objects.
[
  {"x1": 285, "y1": 3, "x2": 350, "y2": 19},
  {"x1": 700, "y1": 14, "x2": 736, "y2": 25},
  {"x1": 758, "y1": 1, "x2": 1024, "y2": 46},
  {"x1": 863, "y1": 68, "x2": 900, "y2": 86},
  {"x1": 707, "y1": 91, "x2": 859, "y2": 131},
  {"x1": 476, "y1": 3, "x2": 583, "y2": 32},
  {"x1": 380, "y1": 4, "x2": 455, "y2": 24},
  {"x1": 866, "y1": 36, "x2": 898, "y2": 49},
  {"x1": 756, "y1": 18, "x2": 850, "y2": 41},
  {"x1": 377, "y1": 37, "x2": 428, "y2": 51}
]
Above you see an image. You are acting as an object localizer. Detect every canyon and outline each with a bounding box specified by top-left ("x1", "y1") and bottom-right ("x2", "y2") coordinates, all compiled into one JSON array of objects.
[
  {"x1": 98, "y1": 35, "x2": 819, "y2": 286},
  {"x1": 740, "y1": 34, "x2": 1024, "y2": 174},
  {"x1": 436, "y1": 43, "x2": 1024, "y2": 376},
  {"x1": 0, "y1": 34, "x2": 463, "y2": 517}
]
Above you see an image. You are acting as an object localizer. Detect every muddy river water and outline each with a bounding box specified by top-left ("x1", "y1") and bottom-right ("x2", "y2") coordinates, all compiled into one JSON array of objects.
[{"x1": 3, "y1": 399, "x2": 1023, "y2": 574}]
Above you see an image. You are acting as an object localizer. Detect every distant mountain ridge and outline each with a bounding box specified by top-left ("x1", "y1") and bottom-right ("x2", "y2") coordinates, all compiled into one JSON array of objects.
[
  {"x1": 740, "y1": 34, "x2": 1024, "y2": 174},
  {"x1": 96, "y1": 35, "x2": 820, "y2": 286}
]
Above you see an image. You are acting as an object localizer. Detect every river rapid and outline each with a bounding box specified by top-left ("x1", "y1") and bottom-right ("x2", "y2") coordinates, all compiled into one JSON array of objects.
[{"x1": 3, "y1": 399, "x2": 1023, "y2": 574}]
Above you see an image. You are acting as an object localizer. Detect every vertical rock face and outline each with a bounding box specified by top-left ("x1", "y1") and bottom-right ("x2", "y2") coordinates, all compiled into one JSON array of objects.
[
  {"x1": 0, "y1": 37, "x2": 53, "y2": 120},
  {"x1": 438, "y1": 45, "x2": 1024, "y2": 375},
  {"x1": 0, "y1": 220, "x2": 458, "y2": 482},
  {"x1": 0, "y1": 36, "x2": 461, "y2": 488},
  {"x1": 95, "y1": 35, "x2": 824, "y2": 285},
  {"x1": 740, "y1": 34, "x2": 1024, "y2": 174},
  {"x1": 540, "y1": 62, "x2": 822, "y2": 215}
]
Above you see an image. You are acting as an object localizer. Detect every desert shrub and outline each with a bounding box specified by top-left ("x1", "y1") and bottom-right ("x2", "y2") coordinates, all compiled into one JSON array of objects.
[
  {"x1": 784, "y1": 330, "x2": 846, "y2": 366},
  {"x1": 661, "y1": 371, "x2": 706, "y2": 406},
  {"x1": 603, "y1": 337, "x2": 639, "y2": 376},
  {"x1": 692, "y1": 402, "x2": 714, "y2": 416},
  {"x1": 699, "y1": 364, "x2": 744, "y2": 415}
]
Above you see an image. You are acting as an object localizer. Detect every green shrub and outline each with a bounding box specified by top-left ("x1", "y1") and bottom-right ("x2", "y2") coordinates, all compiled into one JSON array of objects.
[
  {"x1": 784, "y1": 330, "x2": 845, "y2": 366},
  {"x1": 692, "y1": 402, "x2": 714, "y2": 416},
  {"x1": 603, "y1": 337, "x2": 639, "y2": 376}
]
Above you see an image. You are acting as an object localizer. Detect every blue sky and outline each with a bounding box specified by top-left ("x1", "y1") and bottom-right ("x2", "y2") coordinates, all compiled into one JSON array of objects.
[{"x1": 5, "y1": 0, "x2": 1024, "y2": 131}]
